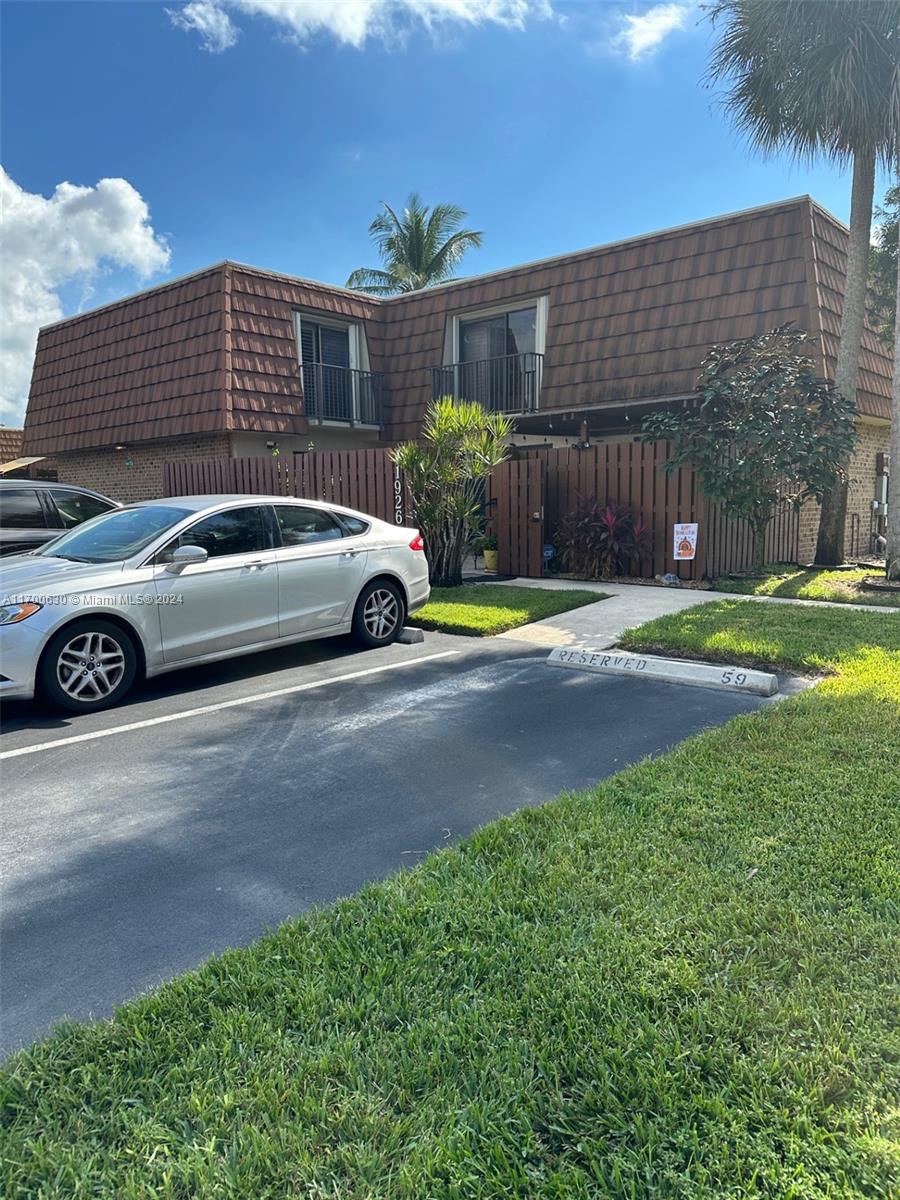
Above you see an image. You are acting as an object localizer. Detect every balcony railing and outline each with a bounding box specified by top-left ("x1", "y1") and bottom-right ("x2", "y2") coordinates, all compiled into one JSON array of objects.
[
  {"x1": 301, "y1": 362, "x2": 383, "y2": 426},
  {"x1": 432, "y1": 352, "x2": 542, "y2": 414}
]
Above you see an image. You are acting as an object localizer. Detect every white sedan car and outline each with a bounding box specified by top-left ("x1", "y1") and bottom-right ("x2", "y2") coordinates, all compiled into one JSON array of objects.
[{"x1": 0, "y1": 495, "x2": 430, "y2": 713}]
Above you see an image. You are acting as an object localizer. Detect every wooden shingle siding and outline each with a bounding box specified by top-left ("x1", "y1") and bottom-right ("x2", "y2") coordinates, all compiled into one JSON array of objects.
[{"x1": 23, "y1": 198, "x2": 893, "y2": 456}]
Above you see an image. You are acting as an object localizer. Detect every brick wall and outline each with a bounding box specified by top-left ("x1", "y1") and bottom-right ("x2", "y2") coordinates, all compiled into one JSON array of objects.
[
  {"x1": 796, "y1": 419, "x2": 890, "y2": 564},
  {"x1": 52, "y1": 434, "x2": 232, "y2": 504}
]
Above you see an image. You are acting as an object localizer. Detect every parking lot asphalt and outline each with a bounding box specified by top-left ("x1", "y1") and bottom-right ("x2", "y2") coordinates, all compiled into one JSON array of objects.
[{"x1": 1, "y1": 630, "x2": 765, "y2": 1054}]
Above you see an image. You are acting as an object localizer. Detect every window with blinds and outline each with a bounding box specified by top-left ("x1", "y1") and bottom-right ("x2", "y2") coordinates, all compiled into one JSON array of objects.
[{"x1": 297, "y1": 319, "x2": 354, "y2": 421}]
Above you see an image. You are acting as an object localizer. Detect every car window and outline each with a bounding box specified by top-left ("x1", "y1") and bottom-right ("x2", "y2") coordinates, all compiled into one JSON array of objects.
[
  {"x1": 0, "y1": 488, "x2": 47, "y2": 530},
  {"x1": 50, "y1": 489, "x2": 114, "y2": 528},
  {"x1": 37, "y1": 505, "x2": 193, "y2": 562},
  {"x1": 339, "y1": 515, "x2": 370, "y2": 537},
  {"x1": 173, "y1": 506, "x2": 269, "y2": 559},
  {"x1": 274, "y1": 505, "x2": 344, "y2": 547}
]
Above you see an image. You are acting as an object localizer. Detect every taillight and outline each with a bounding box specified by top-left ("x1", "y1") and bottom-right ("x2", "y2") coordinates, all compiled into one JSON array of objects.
[{"x1": 409, "y1": 533, "x2": 424, "y2": 551}]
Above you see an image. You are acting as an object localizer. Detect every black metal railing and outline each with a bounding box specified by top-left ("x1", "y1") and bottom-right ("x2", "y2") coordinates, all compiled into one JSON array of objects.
[
  {"x1": 301, "y1": 363, "x2": 383, "y2": 426},
  {"x1": 431, "y1": 352, "x2": 542, "y2": 414}
]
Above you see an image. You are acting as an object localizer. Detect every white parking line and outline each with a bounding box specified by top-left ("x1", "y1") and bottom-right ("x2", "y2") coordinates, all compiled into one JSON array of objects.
[{"x1": 0, "y1": 650, "x2": 461, "y2": 761}]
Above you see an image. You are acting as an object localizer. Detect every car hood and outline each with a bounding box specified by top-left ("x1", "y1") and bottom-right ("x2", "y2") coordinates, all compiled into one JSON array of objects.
[{"x1": 0, "y1": 556, "x2": 128, "y2": 596}]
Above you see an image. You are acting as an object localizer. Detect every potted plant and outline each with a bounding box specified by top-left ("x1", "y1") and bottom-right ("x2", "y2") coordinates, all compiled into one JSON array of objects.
[{"x1": 482, "y1": 532, "x2": 499, "y2": 573}]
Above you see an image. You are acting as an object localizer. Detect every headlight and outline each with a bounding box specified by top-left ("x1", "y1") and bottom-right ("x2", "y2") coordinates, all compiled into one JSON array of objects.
[{"x1": 0, "y1": 602, "x2": 42, "y2": 625}]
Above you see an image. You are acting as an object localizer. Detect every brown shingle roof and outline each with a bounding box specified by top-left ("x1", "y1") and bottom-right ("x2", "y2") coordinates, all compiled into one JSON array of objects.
[
  {"x1": 0, "y1": 427, "x2": 24, "y2": 464},
  {"x1": 806, "y1": 202, "x2": 891, "y2": 421},
  {"x1": 23, "y1": 196, "x2": 893, "y2": 455},
  {"x1": 25, "y1": 267, "x2": 228, "y2": 455}
]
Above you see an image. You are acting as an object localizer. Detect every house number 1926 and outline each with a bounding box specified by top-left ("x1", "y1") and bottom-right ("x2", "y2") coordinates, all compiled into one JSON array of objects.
[{"x1": 393, "y1": 470, "x2": 404, "y2": 526}]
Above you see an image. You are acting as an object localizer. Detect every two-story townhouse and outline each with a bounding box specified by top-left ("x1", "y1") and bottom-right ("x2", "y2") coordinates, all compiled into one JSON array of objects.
[{"x1": 23, "y1": 195, "x2": 892, "y2": 561}]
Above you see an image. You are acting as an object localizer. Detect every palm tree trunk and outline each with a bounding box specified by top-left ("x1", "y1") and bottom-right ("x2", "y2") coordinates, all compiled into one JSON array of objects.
[
  {"x1": 886, "y1": 242, "x2": 900, "y2": 581},
  {"x1": 815, "y1": 146, "x2": 876, "y2": 565}
]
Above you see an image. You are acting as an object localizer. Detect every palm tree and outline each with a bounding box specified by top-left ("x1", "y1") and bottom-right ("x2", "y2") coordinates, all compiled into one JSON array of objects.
[
  {"x1": 707, "y1": 0, "x2": 900, "y2": 565},
  {"x1": 346, "y1": 194, "x2": 483, "y2": 295},
  {"x1": 888, "y1": 237, "x2": 900, "y2": 580}
]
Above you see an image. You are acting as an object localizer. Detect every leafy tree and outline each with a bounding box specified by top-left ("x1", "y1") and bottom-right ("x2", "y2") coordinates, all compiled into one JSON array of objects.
[
  {"x1": 868, "y1": 183, "x2": 899, "y2": 347},
  {"x1": 707, "y1": 0, "x2": 900, "y2": 564},
  {"x1": 392, "y1": 398, "x2": 511, "y2": 588},
  {"x1": 346, "y1": 194, "x2": 483, "y2": 295},
  {"x1": 642, "y1": 328, "x2": 857, "y2": 578}
]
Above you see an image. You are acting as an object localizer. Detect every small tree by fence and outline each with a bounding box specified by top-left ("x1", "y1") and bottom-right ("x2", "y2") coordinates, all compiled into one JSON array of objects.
[{"x1": 642, "y1": 327, "x2": 856, "y2": 576}]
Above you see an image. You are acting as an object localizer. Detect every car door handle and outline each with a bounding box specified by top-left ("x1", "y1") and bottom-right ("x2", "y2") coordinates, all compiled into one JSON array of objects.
[
  {"x1": 340, "y1": 549, "x2": 361, "y2": 559},
  {"x1": 245, "y1": 559, "x2": 267, "y2": 570}
]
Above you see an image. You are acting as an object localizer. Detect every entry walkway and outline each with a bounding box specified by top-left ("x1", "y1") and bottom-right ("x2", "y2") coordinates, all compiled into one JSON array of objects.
[{"x1": 490, "y1": 578, "x2": 895, "y2": 649}]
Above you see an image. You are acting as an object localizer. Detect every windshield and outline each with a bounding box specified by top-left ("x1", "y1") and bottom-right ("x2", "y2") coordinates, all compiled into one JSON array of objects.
[{"x1": 36, "y1": 505, "x2": 193, "y2": 564}]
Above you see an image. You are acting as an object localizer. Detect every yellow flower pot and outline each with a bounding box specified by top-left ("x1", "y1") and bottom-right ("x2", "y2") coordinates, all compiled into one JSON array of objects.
[{"x1": 483, "y1": 549, "x2": 499, "y2": 572}]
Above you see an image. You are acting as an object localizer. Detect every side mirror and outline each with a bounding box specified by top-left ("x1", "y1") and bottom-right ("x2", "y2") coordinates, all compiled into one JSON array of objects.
[{"x1": 164, "y1": 544, "x2": 208, "y2": 572}]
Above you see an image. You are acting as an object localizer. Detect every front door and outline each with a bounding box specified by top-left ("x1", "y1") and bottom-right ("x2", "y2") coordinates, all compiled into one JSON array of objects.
[
  {"x1": 153, "y1": 505, "x2": 279, "y2": 662},
  {"x1": 272, "y1": 504, "x2": 367, "y2": 636}
]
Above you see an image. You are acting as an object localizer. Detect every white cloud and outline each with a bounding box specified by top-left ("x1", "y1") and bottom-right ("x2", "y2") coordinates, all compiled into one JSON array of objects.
[
  {"x1": 168, "y1": 0, "x2": 552, "y2": 51},
  {"x1": 614, "y1": 3, "x2": 691, "y2": 61},
  {"x1": 0, "y1": 168, "x2": 170, "y2": 427},
  {"x1": 167, "y1": 0, "x2": 238, "y2": 51}
]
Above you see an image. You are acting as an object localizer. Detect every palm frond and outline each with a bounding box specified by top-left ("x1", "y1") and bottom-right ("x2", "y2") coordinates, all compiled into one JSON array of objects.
[
  {"x1": 706, "y1": 0, "x2": 900, "y2": 165},
  {"x1": 344, "y1": 267, "x2": 403, "y2": 296},
  {"x1": 350, "y1": 193, "x2": 483, "y2": 294},
  {"x1": 425, "y1": 228, "x2": 484, "y2": 282}
]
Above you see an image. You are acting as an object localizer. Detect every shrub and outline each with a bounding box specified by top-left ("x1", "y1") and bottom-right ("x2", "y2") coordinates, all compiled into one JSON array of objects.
[
  {"x1": 392, "y1": 399, "x2": 511, "y2": 588},
  {"x1": 556, "y1": 496, "x2": 652, "y2": 579}
]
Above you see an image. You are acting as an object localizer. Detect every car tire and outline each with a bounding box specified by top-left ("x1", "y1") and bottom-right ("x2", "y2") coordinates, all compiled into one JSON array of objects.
[
  {"x1": 351, "y1": 580, "x2": 406, "y2": 648},
  {"x1": 38, "y1": 618, "x2": 138, "y2": 713}
]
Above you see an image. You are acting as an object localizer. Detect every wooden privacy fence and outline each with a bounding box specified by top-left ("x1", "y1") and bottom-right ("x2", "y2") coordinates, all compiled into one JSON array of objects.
[
  {"x1": 537, "y1": 442, "x2": 701, "y2": 580},
  {"x1": 165, "y1": 443, "x2": 800, "y2": 579},
  {"x1": 164, "y1": 455, "x2": 298, "y2": 498},
  {"x1": 164, "y1": 450, "x2": 406, "y2": 527},
  {"x1": 493, "y1": 442, "x2": 798, "y2": 580}
]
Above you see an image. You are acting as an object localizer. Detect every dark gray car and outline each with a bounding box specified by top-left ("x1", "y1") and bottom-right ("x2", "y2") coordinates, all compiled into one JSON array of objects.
[{"x1": 0, "y1": 480, "x2": 119, "y2": 556}]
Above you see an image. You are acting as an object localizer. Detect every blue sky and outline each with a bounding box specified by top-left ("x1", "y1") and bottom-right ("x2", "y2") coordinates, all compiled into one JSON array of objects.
[{"x1": 0, "y1": 0, "x2": 891, "y2": 422}]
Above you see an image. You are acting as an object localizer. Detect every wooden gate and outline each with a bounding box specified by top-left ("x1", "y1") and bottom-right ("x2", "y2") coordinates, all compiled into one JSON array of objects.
[{"x1": 488, "y1": 457, "x2": 545, "y2": 577}]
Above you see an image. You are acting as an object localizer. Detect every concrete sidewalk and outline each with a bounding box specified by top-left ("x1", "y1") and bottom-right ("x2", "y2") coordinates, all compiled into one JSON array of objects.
[{"x1": 490, "y1": 577, "x2": 895, "y2": 649}]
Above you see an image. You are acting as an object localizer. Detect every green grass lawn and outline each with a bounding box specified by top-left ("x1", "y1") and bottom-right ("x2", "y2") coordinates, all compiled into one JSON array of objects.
[
  {"x1": 620, "y1": 597, "x2": 900, "y2": 675},
  {"x1": 3, "y1": 609, "x2": 899, "y2": 1198},
  {"x1": 408, "y1": 584, "x2": 605, "y2": 636},
  {"x1": 713, "y1": 564, "x2": 900, "y2": 607}
]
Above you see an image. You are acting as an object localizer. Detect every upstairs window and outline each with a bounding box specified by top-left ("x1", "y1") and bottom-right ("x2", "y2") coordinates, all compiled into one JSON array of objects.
[
  {"x1": 437, "y1": 298, "x2": 547, "y2": 414},
  {"x1": 299, "y1": 321, "x2": 351, "y2": 372},
  {"x1": 295, "y1": 314, "x2": 379, "y2": 424},
  {"x1": 459, "y1": 306, "x2": 537, "y2": 363}
]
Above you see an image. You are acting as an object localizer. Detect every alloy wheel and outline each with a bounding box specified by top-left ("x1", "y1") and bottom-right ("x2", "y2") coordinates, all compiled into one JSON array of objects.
[
  {"x1": 56, "y1": 631, "x2": 127, "y2": 702},
  {"x1": 362, "y1": 588, "x2": 400, "y2": 640}
]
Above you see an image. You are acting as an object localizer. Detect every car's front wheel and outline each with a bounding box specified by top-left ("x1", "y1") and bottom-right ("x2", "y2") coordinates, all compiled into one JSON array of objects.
[
  {"x1": 38, "y1": 618, "x2": 138, "y2": 713},
  {"x1": 352, "y1": 580, "x2": 406, "y2": 648}
]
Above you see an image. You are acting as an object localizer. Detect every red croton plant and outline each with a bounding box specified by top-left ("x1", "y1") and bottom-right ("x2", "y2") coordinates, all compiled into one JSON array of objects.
[{"x1": 556, "y1": 496, "x2": 653, "y2": 579}]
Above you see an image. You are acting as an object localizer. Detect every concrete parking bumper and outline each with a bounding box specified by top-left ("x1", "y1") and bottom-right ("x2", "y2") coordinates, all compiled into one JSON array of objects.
[{"x1": 547, "y1": 645, "x2": 779, "y2": 696}]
